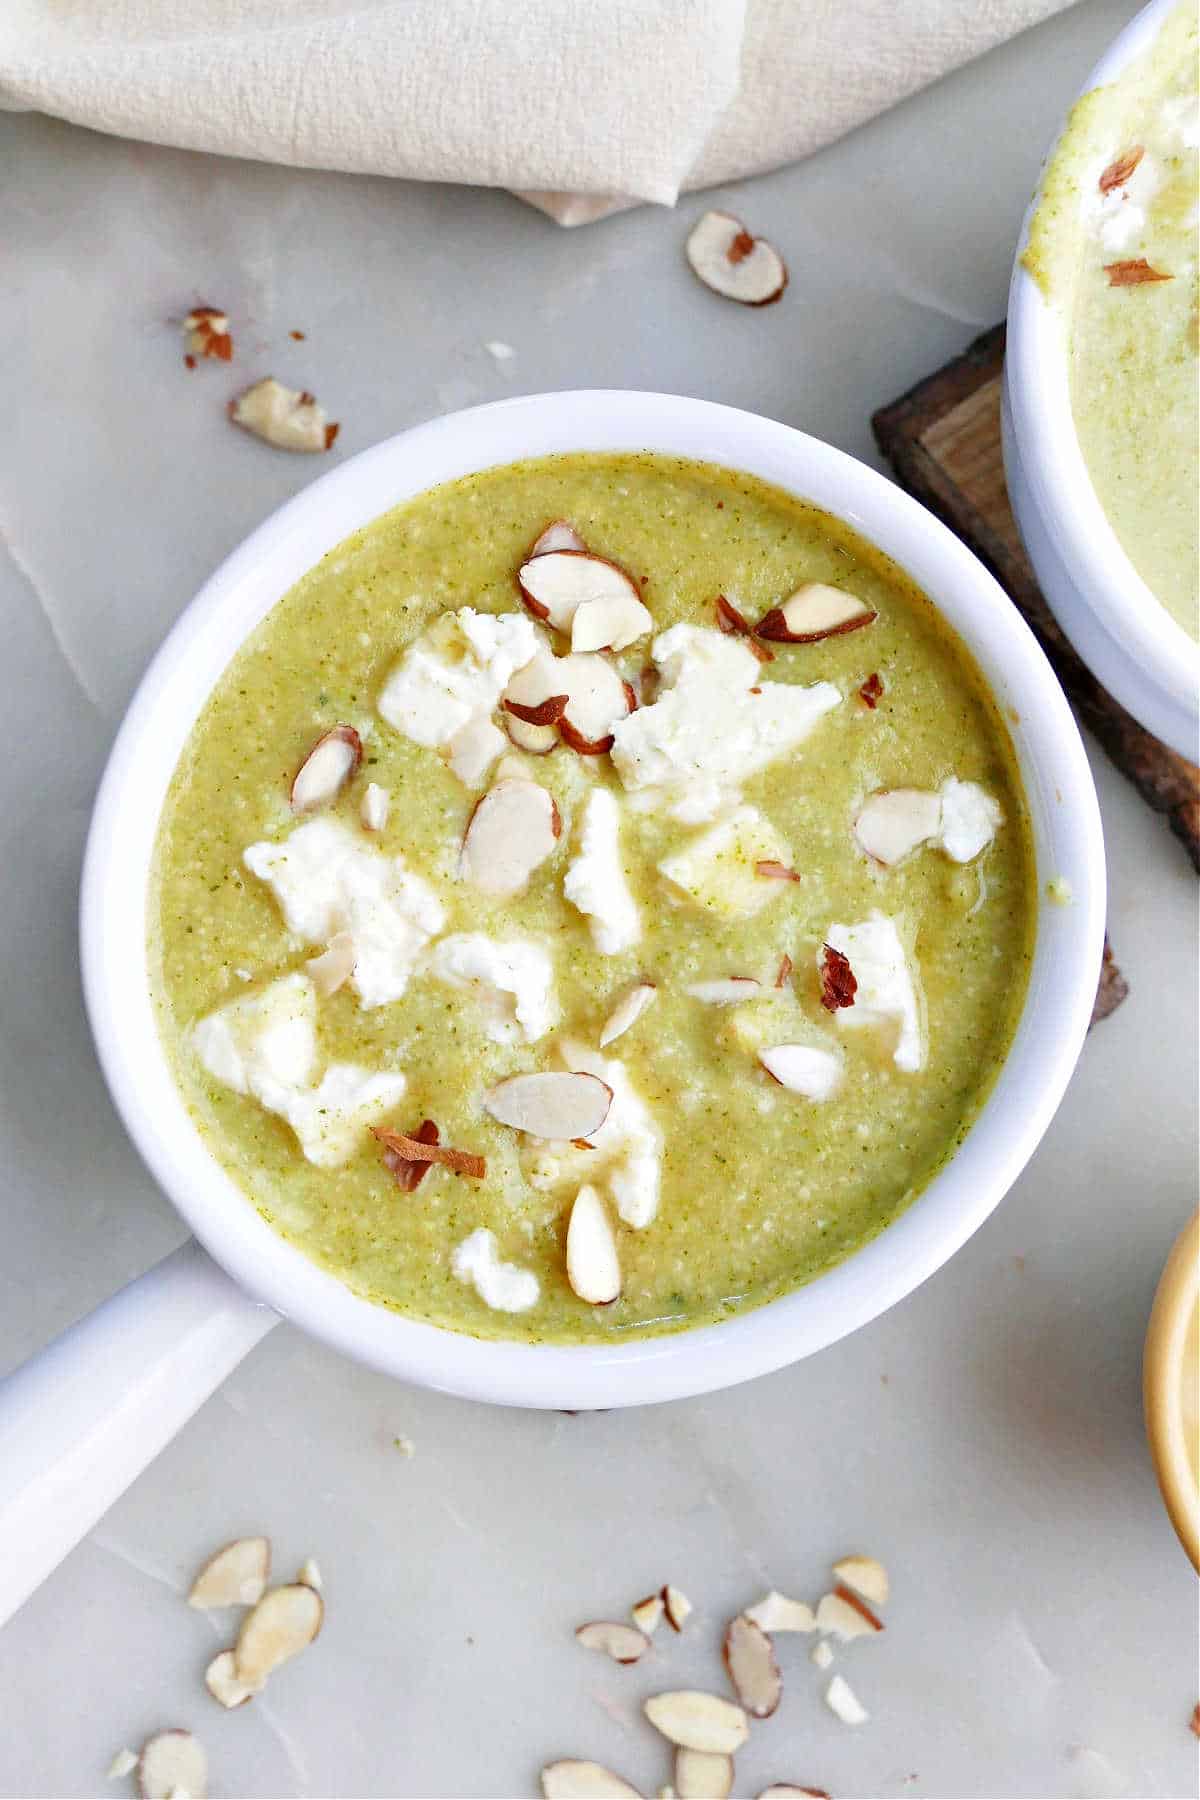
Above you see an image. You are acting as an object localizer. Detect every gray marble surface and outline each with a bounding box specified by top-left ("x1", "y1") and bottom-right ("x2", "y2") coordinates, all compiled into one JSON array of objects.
[{"x1": 1, "y1": 3, "x2": 1197, "y2": 1795}]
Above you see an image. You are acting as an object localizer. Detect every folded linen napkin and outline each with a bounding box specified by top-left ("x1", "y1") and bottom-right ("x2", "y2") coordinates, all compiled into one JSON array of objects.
[{"x1": 0, "y1": 0, "x2": 1072, "y2": 222}]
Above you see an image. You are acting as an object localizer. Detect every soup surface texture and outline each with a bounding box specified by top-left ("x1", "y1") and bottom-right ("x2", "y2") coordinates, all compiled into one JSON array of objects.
[
  {"x1": 150, "y1": 452, "x2": 1035, "y2": 1344},
  {"x1": 1024, "y1": 0, "x2": 1199, "y2": 638}
]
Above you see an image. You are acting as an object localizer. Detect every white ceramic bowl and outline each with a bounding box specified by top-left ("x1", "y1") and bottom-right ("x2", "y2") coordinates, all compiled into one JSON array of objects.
[
  {"x1": 1004, "y1": 0, "x2": 1199, "y2": 760},
  {"x1": 81, "y1": 390, "x2": 1105, "y2": 1410}
]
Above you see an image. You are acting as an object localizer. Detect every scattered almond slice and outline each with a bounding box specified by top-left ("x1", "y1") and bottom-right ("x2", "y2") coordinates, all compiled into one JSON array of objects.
[
  {"x1": 723, "y1": 1614, "x2": 782, "y2": 1718},
  {"x1": 380, "y1": 1118, "x2": 440, "y2": 1192},
  {"x1": 504, "y1": 711, "x2": 559, "y2": 754},
  {"x1": 1098, "y1": 145, "x2": 1144, "y2": 192},
  {"x1": 297, "y1": 1557, "x2": 323, "y2": 1591},
  {"x1": 374, "y1": 1125, "x2": 485, "y2": 1180},
  {"x1": 644, "y1": 1692, "x2": 748, "y2": 1755},
  {"x1": 756, "y1": 584, "x2": 876, "y2": 644},
  {"x1": 757, "y1": 1788, "x2": 831, "y2": 1798},
  {"x1": 818, "y1": 944, "x2": 857, "y2": 1012},
  {"x1": 575, "y1": 1619, "x2": 649, "y2": 1663},
  {"x1": 1104, "y1": 257, "x2": 1171, "y2": 285},
  {"x1": 832, "y1": 1555, "x2": 888, "y2": 1608},
  {"x1": 205, "y1": 1648, "x2": 261, "y2": 1709},
  {"x1": 518, "y1": 551, "x2": 643, "y2": 641},
  {"x1": 743, "y1": 1591, "x2": 816, "y2": 1634},
  {"x1": 686, "y1": 211, "x2": 788, "y2": 306},
  {"x1": 291, "y1": 725, "x2": 362, "y2": 813},
  {"x1": 824, "y1": 1673, "x2": 868, "y2": 1726},
  {"x1": 853, "y1": 789, "x2": 942, "y2": 866},
  {"x1": 137, "y1": 1730, "x2": 208, "y2": 1800},
  {"x1": 662, "y1": 1585, "x2": 693, "y2": 1631},
  {"x1": 484, "y1": 1070, "x2": 614, "y2": 1140},
  {"x1": 572, "y1": 589, "x2": 654, "y2": 655},
  {"x1": 814, "y1": 1589, "x2": 883, "y2": 1640},
  {"x1": 360, "y1": 782, "x2": 390, "y2": 831},
  {"x1": 460, "y1": 778, "x2": 562, "y2": 896},
  {"x1": 229, "y1": 377, "x2": 338, "y2": 453},
  {"x1": 187, "y1": 1536, "x2": 271, "y2": 1610},
  {"x1": 675, "y1": 1749, "x2": 734, "y2": 1800},
  {"x1": 566, "y1": 1185, "x2": 622, "y2": 1305},
  {"x1": 810, "y1": 1640, "x2": 834, "y2": 1670},
  {"x1": 306, "y1": 931, "x2": 357, "y2": 998},
  {"x1": 234, "y1": 1582, "x2": 323, "y2": 1687},
  {"x1": 632, "y1": 1592, "x2": 665, "y2": 1635},
  {"x1": 530, "y1": 519, "x2": 588, "y2": 558},
  {"x1": 758, "y1": 1044, "x2": 843, "y2": 1102},
  {"x1": 107, "y1": 1749, "x2": 138, "y2": 1781},
  {"x1": 685, "y1": 977, "x2": 762, "y2": 1005},
  {"x1": 183, "y1": 306, "x2": 233, "y2": 362},
  {"x1": 775, "y1": 954, "x2": 793, "y2": 989},
  {"x1": 446, "y1": 713, "x2": 507, "y2": 787},
  {"x1": 559, "y1": 656, "x2": 635, "y2": 754},
  {"x1": 504, "y1": 694, "x2": 570, "y2": 727},
  {"x1": 541, "y1": 1762, "x2": 642, "y2": 1799},
  {"x1": 599, "y1": 982, "x2": 657, "y2": 1048}
]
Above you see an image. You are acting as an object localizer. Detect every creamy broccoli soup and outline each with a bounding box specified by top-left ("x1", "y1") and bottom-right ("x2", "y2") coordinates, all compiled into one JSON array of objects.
[
  {"x1": 1024, "y1": 0, "x2": 1199, "y2": 638},
  {"x1": 149, "y1": 453, "x2": 1035, "y2": 1345}
]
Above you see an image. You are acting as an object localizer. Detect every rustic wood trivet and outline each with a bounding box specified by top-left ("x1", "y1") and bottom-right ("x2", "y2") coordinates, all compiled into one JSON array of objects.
[{"x1": 870, "y1": 323, "x2": 1200, "y2": 1023}]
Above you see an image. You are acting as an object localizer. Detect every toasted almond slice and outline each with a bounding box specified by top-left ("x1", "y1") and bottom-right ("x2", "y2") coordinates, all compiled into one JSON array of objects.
[
  {"x1": 297, "y1": 1557, "x2": 323, "y2": 1591},
  {"x1": 500, "y1": 657, "x2": 562, "y2": 752},
  {"x1": 715, "y1": 595, "x2": 754, "y2": 635},
  {"x1": 446, "y1": 713, "x2": 506, "y2": 787},
  {"x1": 230, "y1": 377, "x2": 337, "y2": 453},
  {"x1": 291, "y1": 725, "x2": 362, "y2": 813},
  {"x1": 461, "y1": 778, "x2": 562, "y2": 896},
  {"x1": 374, "y1": 1125, "x2": 485, "y2": 1180},
  {"x1": 559, "y1": 656, "x2": 634, "y2": 754},
  {"x1": 757, "y1": 584, "x2": 876, "y2": 644},
  {"x1": 205, "y1": 1648, "x2": 261, "y2": 1710},
  {"x1": 757, "y1": 1788, "x2": 831, "y2": 1799},
  {"x1": 483, "y1": 1070, "x2": 613, "y2": 1140},
  {"x1": 530, "y1": 519, "x2": 589, "y2": 559},
  {"x1": 632, "y1": 1592, "x2": 665, "y2": 1635},
  {"x1": 824, "y1": 1673, "x2": 868, "y2": 1726},
  {"x1": 504, "y1": 694, "x2": 570, "y2": 727},
  {"x1": 644, "y1": 1692, "x2": 748, "y2": 1755},
  {"x1": 360, "y1": 781, "x2": 390, "y2": 831},
  {"x1": 832, "y1": 1555, "x2": 888, "y2": 1608},
  {"x1": 107, "y1": 1749, "x2": 138, "y2": 1781},
  {"x1": 504, "y1": 711, "x2": 559, "y2": 754},
  {"x1": 853, "y1": 788, "x2": 941, "y2": 866},
  {"x1": 1098, "y1": 146, "x2": 1144, "y2": 192},
  {"x1": 234, "y1": 1583, "x2": 323, "y2": 1686},
  {"x1": 137, "y1": 1730, "x2": 207, "y2": 1800},
  {"x1": 723, "y1": 1614, "x2": 782, "y2": 1718},
  {"x1": 686, "y1": 211, "x2": 788, "y2": 306},
  {"x1": 810, "y1": 1640, "x2": 834, "y2": 1670},
  {"x1": 675, "y1": 1750, "x2": 734, "y2": 1800},
  {"x1": 814, "y1": 1589, "x2": 883, "y2": 1640},
  {"x1": 518, "y1": 551, "x2": 641, "y2": 638},
  {"x1": 566, "y1": 1185, "x2": 621, "y2": 1305},
  {"x1": 758, "y1": 1044, "x2": 843, "y2": 1102},
  {"x1": 306, "y1": 931, "x2": 356, "y2": 998},
  {"x1": 662, "y1": 1585, "x2": 693, "y2": 1631},
  {"x1": 380, "y1": 1118, "x2": 440, "y2": 1192},
  {"x1": 599, "y1": 981, "x2": 657, "y2": 1048},
  {"x1": 572, "y1": 589, "x2": 654, "y2": 655},
  {"x1": 188, "y1": 1536, "x2": 271, "y2": 1610},
  {"x1": 685, "y1": 977, "x2": 762, "y2": 1005},
  {"x1": 575, "y1": 1619, "x2": 649, "y2": 1663},
  {"x1": 743, "y1": 1591, "x2": 816, "y2": 1634},
  {"x1": 541, "y1": 1762, "x2": 642, "y2": 1799}
]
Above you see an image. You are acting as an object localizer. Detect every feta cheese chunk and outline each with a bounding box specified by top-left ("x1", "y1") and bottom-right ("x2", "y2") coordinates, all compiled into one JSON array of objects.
[
  {"x1": 272, "y1": 1063, "x2": 409, "y2": 1168},
  {"x1": 452, "y1": 1228, "x2": 540, "y2": 1313},
  {"x1": 244, "y1": 817, "x2": 444, "y2": 1008},
  {"x1": 610, "y1": 625, "x2": 839, "y2": 812},
  {"x1": 429, "y1": 932, "x2": 557, "y2": 1043},
  {"x1": 563, "y1": 787, "x2": 641, "y2": 954},
  {"x1": 559, "y1": 1040, "x2": 662, "y2": 1229},
  {"x1": 823, "y1": 914, "x2": 925, "y2": 1073},
  {"x1": 854, "y1": 777, "x2": 1001, "y2": 868},
  {"x1": 658, "y1": 804, "x2": 795, "y2": 918},
  {"x1": 936, "y1": 778, "x2": 1003, "y2": 863},
  {"x1": 377, "y1": 607, "x2": 540, "y2": 748}
]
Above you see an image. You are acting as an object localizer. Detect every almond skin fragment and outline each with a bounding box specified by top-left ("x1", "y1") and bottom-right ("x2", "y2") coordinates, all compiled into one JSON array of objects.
[
  {"x1": 291, "y1": 725, "x2": 363, "y2": 814},
  {"x1": 230, "y1": 377, "x2": 338, "y2": 453},
  {"x1": 205, "y1": 1649, "x2": 261, "y2": 1709},
  {"x1": 757, "y1": 583, "x2": 876, "y2": 644},
  {"x1": 632, "y1": 1592, "x2": 666, "y2": 1635},
  {"x1": 379, "y1": 1118, "x2": 440, "y2": 1191},
  {"x1": 575, "y1": 1619, "x2": 650, "y2": 1664},
  {"x1": 1099, "y1": 146, "x2": 1144, "y2": 192},
  {"x1": 599, "y1": 981, "x2": 657, "y2": 1048},
  {"x1": 461, "y1": 778, "x2": 562, "y2": 896},
  {"x1": 723, "y1": 1614, "x2": 783, "y2": 1718},
  {"x1": 504, "y1": 694, "x2": 569, "y2": 727},
  {"x1": 566, "y1": 1185, "x2": 621, "y2": 1305},
  {"x1": 755, "y1": 860, "x2": 799, "y2": 882},
  {"x1": 832, "y1": 1554, "x2": 889, "y2": 1608},
  {"x1": 541, "y1": 1762, "x2": 642, "y2": 1799},
  {"x1": 774, "y1": 954, "x2": 793, "y2": 989},
  {"x1": 483, "y1": 1070, "x2": 614, "y2": 1140},
  {"x1": 743, "y1": 1591, "x2": 816, "y2": 1634},
  {"x1": 662, "y1": 1585, "x2": 693, "y2": 1631},
  {"x1": 530, "y1": 519, "x2": 587, "y2": 559},
  {"x1": 374, "y1": 1125, "x2": 485, "y2": 1180},
  {"x1": 234, "y1": 1583, "x2": 323, "y2": 1687},
  {"x1": 644, "y1": 1691, "x2": 748, "y2": 1755},
  {"x1": 137, "y1": 1730, "x2": 208, "y2": 1800},
  {"x1": 675, "y1": 1750, "x2": 734, "y2": 1800},
  {"x1": 183, "y1": 306, "x2": 233, "y2": 362},
  {"x1": 686, "y1": 211, "x2": 788, "y2": 306},
  {"x1": 858, "y1": 672, "x2": 884, "y2": 709},
  {"x1": 814, "y1": 1588, "x2": 882, "y2": 1640},
  {"x1": 714, "y1": 600, "x2": 775, "y2": 661},
  {"x1": 819, "y1": 944, "x2": 857, "y2": 1011},
  {"x1": 1104, "y1": 257, "x2": 1172, "y2": 285},
  {"x1": 188, "y1": 1536, "x2": 271, "y2": 1610},
  {"x1": 757, "y1": 1788, "x2": 831, "y2": 1798}
]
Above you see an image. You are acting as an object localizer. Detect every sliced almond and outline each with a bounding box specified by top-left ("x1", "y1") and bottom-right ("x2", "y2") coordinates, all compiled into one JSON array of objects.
[
  {"x1": 814, "y1": 1589, "x2": 883, "y2": 1640},
  {"x1": 291, "y1": 725, "x2": 362, "y2": 813},
  {"x1": 306, "y1": 931, "x2": 357, "y2": 998},
  {"x1": 675, "y1": 1749, "x2": 734, "y2": 1800},
  {"x1": 662, "y1": 1585, "x2": 693, "y2": 1631},
  {"x1": 297, "y1": 1557, "x2": 323, "y2": 1591},
  {"x1": 137, "y1": 1730, "x2": 207, "y2": 1800},
  {"x1": 518, "y1": 551, "x2": 642, "y2": 640},
  {"x1": 559, "y1": 655, "x2": 634, "y2": 754},
  {"x1": 230, "y1": 377, "x2": 338, "y2": 453},
  {"x1": 504, "y1": 711, "x2": 559, "y2": 754},
  {"x1": 530, "y1": 519, "x2": 588, "y2": 559},
  {"x1": 632, "y1": 1592, "x2": 665, "y2": 1635},
  {"x1": 715, "y1": 595, "x2": 754, "y2": 636},
  {"x1": 504, "y1": 694, "x2": 570, "y2": 727},
  {"x1": 572, "y1": 589, "x2": 654, "y2": 655},
  {"x1": 723, "y1": 1614, "x2": 782, "y2": 1719},
  {"x1": 853, "y1": 788, "x2": 941, "y2": 866},
  {"x1": 187, "y1": 1536, "x2": 271, "y2": 1610},
  {"x1": 686, "y1": 211, "x2": 788, "y2": 306},
  {"x1": 461, "y1": 778, "x2": 562, "y2": 896},
  {"x1": 756, "y1": 584, "x2": 876, "y2": 644},
  {"x1": 685, "y1": 977, "x2": 762, "y2": 1005},
  {"x1": 374, "y1": 1125, "x2": 485, "y2": 1180},
  {"x1": 758, "y1": 1044, "x2": 843, "y2": 1102},
  {"x1": 234, "y1": 1583, "x2": 323, "y2": 1686},
  {"x1": 205, "y1": 1648, "x2": 261, "y2": 1709},
  {"x1": 541, "y1": 1762, "x2": 642, "y2": 1799},
  {"x1": 832, "y1": 1555, "x2": 888, "y2": 1608},
  {"x1": 446, "y1": 713, "x2": 506, "y2": 787},
  {"x1": 566, "y1": 1185, "x2": 621, "y2": 1305},
  {"x1": 757, "y1": 1788, "x2": 831, "y2": 1798},
  {"x1": 483, "y1": 1070, "x2": 613, "y2": 1140},
  {"x1": 824, "y1": 1673, "x2": 868, "y2": 1726},
  {"x1": 360, "y1": 781, "x2": 390, "y2": 831},
  {"x1": 644, "y1": 1692, "x2": 748, "y2": 1755},
  {"x1": 599, "y1": 981, "x2": 657, "y2": 1048},
  {"x1": 575, "y1": 1619, "x2": 649, "y2": 1664},
  {"x1": 755, "y1": 860, "x2": 800, "y2": 882},
  {"x1": 743, "y1": 1591, "x2": 816, "y2": 1634},
  {"x1": 183, "y1": 306, "x2": 233, "y2": 362}
]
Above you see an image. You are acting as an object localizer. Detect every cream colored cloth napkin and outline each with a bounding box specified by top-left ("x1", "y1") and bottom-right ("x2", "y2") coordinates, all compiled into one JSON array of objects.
[{"x1": 0, "y1": 0, "x2": 1072, "y2": 224}]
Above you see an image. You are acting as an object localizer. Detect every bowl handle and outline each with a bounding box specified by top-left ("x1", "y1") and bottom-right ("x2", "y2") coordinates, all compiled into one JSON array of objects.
[{"x1": 0, "y1": 1239, "x2": 277, "y2": 1627}]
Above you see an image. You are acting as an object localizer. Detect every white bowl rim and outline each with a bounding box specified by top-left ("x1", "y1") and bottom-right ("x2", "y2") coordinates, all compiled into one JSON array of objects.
[
  {"x1": 80, "y1": 389, "x2": 1106, "y2": 1410},
  {"x1": 1005, "y1": 0, "x2": 1198, "y2": 727}
]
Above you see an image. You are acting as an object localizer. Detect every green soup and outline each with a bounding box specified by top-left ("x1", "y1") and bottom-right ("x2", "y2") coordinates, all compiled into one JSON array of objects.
[{"x1": 149, "y1": 453, "x2": 1036, "y2": 1344}]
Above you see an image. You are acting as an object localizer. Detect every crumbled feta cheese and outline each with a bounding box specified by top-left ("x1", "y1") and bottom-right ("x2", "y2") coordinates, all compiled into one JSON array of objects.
[
  {"x1": 611, "y1": 625, "x2": 840, "y2": 812},
  {"x1": 452, "y1": 1228, "x2": 540, "y2": 1312},
  {"x1": 658, "y1": 804, "x2": 795, "y2": 917},
  {"x1": 429, "y1": 932, "x2": 557, "y2": 1043},
  {"x1": 563, "y1": 787, "x2": 641, "y2": 954},
  {"x1": 557, "y1": 1040, "x2": 662, "y2": 1228},
  {"x1": 824, "y1": 914, "x2": 925, "y2": 1073},
  {"x1": 272, "y1": 1062, "x2": 409, "y2": 1168},
  {"x1": 936, "y1": 777, "x2": 1003, "y2": 863},
  {"x1": 244, "y1": 817, "x2": 444, "y2": 1008},
  {"x1": 1085, "y1": 147, "x2": 1161, "y2": 254},
  {"x1": 377, "y1": 607, "x2": 540, "y2": 747},
  {"x1": 1162, "y1": 93, "x2": 1200, "y2": 150}
]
